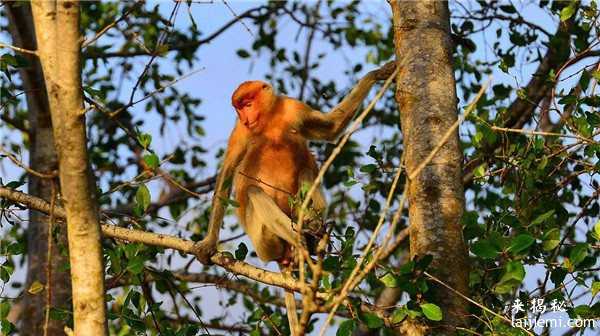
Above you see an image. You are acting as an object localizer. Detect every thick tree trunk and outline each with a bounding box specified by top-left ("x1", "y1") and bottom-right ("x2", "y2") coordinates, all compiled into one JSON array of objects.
[
  {"x1": 30, "y1": 1, "x2": 108, "y2": 335},
  {"x1": 4, "y1": 3, "x2": 71, "y2": 335},
  {"x1": 390, "y1": 1, "x2": 469, "y2": 334}
]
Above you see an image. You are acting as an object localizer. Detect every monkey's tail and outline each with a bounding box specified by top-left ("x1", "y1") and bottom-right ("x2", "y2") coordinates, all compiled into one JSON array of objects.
[{"x1": 281, "y1": 266, "x2": 298, "y2": 336}]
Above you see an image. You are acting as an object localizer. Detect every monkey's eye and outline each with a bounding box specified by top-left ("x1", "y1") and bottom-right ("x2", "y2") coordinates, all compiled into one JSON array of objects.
[
  {"x1": 245, "y1": 102, "x2": 252, "y2": 107},
  {"x1": 262, "y1": 84, "x2": 268, "y2": 89}
]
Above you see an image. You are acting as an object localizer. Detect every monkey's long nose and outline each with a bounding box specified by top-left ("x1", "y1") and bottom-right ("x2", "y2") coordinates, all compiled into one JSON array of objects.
[{"x1": 243, "y1": 118, "x2": 258, "y2": 128}]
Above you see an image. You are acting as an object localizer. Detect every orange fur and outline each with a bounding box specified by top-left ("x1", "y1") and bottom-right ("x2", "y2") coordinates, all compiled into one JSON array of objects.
[{"x1": 194, "y1": 69, "x2": 386, "y2": 265}]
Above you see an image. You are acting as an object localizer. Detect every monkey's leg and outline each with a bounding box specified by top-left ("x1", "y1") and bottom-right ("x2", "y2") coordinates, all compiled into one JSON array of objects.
[{"x1": 246, "y1": 185, "x2": 300, "y2": 247}]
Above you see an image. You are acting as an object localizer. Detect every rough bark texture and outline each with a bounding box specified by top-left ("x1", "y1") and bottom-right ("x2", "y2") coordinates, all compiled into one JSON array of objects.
[
  {"x1": 30, "y1": 1, "x2": 108, "y2": 335},
  {"x1": 391, "y1": 1, "x2": 469, "y2": 334},
  {"x1": 5, "y1": 3, "x2": 71, "y2": 335}
]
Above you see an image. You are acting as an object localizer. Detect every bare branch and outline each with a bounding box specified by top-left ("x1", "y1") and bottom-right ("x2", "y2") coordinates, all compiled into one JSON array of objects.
[
  {"x1": 81, "y1": 1, "x2": 144, "y2": 49},
  {"x1": 0, "y1": 41, "x2": 37, "y2": 55},
  {"x1": 0, "y1": 145, "x2": 57, "y2": 179}
]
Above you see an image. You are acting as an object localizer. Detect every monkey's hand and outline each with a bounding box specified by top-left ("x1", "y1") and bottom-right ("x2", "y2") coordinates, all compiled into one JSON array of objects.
[
  {"x1": 192, "y1": 237, "x2": 217, "y2": 265},
  {"x1": 371, "y1": 60, "x2": 397, "y2": 80}
]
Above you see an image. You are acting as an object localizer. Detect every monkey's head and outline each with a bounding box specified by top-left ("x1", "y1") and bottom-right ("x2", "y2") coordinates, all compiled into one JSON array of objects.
[{"x1": 231, "y1": 81, "x2": 276, "y2": 132}]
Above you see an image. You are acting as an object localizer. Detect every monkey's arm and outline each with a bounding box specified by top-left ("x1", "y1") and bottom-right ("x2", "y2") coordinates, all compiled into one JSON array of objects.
[
  {"x1": 299, "y1": 61, "x2": 396, "y2": 141},
  {"x1": 194, "y1": 123, "x2": 247, "y2": 264}
]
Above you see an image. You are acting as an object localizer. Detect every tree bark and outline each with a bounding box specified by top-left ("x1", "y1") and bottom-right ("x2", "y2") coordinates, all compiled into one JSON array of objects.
[
  {"x1": 391, "y1": 1, "x2": 469, "y2": 334},
  {"x1": 30, "y1": 1, "x2": 107, "y2": 335},
  {"x1": 4, "y1": 2, "x2": 71, "y2": 335}
]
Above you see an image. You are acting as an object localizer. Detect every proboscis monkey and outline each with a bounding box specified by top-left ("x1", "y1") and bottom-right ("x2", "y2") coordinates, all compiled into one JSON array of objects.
[{"x1": 193, "y1": 61, "x2": 396, "y2": 334}]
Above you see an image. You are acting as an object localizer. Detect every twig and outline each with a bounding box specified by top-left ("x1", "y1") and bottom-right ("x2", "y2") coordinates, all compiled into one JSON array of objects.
[
  {"x1": 108, "y1": 67, "x2": 204, "y2": 118},
  {"x1": 425, "y1": 272, "x2": 534, "y2": 336},
  {"x1": 0, "y1": 41, "x2": 37, "y2": 55},
  {"x1": 296, "y1": 65, "x2": 400, "y2": 291},
  {"x1": 42, "y1": 182, "x2": 57, "y2": 336},
  {"x1": 0, "y1": 145, "x2": 57, "y2": 179},
  {"x1": 317, "y1": 77, "x2": 492, "y2": 336},
  {"x1": 409, "y1": 77, "x2": 491, "y2": 181},
  {"x1": 222, "y1": 0, "x2": 254, "y2": 37},
  {"x1": 127, "y1": 1, "x2": 182, "y2": 105},
  {"x1": 81, "y1": 1, "x2": 144, "y2": 49},
  {"x1": 238, "y1": 171, "x2": 293, "y2": 195},
  {"x1": 489, "y1": 126, "x2": 596, "y2": 144}
]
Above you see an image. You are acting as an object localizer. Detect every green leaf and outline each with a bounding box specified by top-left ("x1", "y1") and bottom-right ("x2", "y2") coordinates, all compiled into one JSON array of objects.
[
  {"x1": 135, "y1": 184, "x2": 151, "y2": 212},
  {"x1": 542, "y1": 228, "x2": 560, "y2": 251},
  {"x1": 420, "y1": 303, "x2": 443, "y2": 321},
  {"x1": 494, "y1": 261, "x2": 526, "y2": 294},
  {"x1": 531, "y1": 210, "x2": 555, "y2": 226},
  {"x1": 391, "y1": 307, "x2": 407, "y2": 324},
  {"x1": 143, "y1": 153, "x2": 159, "y2": 170},
  {"x1": 474, "y1": 163, "x2": 487, "y2": 178},
  {"x1": 137, "y1": 132, "x2": 152, "y2": 149},
  {"x1": 560, "y1": 4, "x2": 576, "y2": 21},
  {"x1": 83, "y1": 85, "x2": 106, "y2": 99},
  {"x1": 336, "y1": 319, "x2": 356, "y2": 336},
  {"x1": 379, "y1": 273, "x2": 399, "y2": 288},
  {"x1": 499, "y1": 5, "x2": 516, "y2": 14},
  {"x1": 593, "y1": 221, "x2": 600, "y2": 241},
  {"x1": 219, "y1": 197, "x2": 239, "y2": 208},
  {"x1": 48, "y1": 307, "x2": 70, "y2": 321},
  {"x1": 0, "y1": 320, "x2": 15, "y2": 334},
  {"x1": 359, "y1": 164, "x2": 377, "y2": 173},
  {"x1": 126, "y1": 256, "x2": 145, "y2": 275},
  {"x1": 156, "y1": 44, "x2": 169, "y2": 56},
  {"x1": 343, "y1": 179, "x2": 358, "y2": 187},
  {"x1": 472, "y1": 240, "x2": 499, "y2": 259},
  {"x1": 0, "y1": 262, "x2": 14, "y2": 282},
  {"x1": 236, "y1": 49, "x2": 250, "y2": 58},
  {"x1": 361, "y1": 313, "x2": 383, "y2": 329},
  {"x1": 569, "y1": 243, "x2": 588, "y2": 266},
  {"x1": 571, "y1": 305, "x2": 594, "y2": 319},
  {"x1": 591, "y1": 281, "x2": 600, "y2": 297},
  {"x1": 0, "y1": 301, "x2": 10, "y2": 319},
  {"x1": 235, "y1": 242, "x2": 248, "y2": 261},
  {"x1": 28, "y1": 280, "x2": 45, "y2": 295},
  {"x1": 508, "y1": 234, "x2": 535, "y2": 254}
]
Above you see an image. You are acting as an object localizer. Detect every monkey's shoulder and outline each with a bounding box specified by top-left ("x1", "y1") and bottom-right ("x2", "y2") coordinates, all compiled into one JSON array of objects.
[{"x1": 279, "y1": 96, "x2": 312, "y2": 118}]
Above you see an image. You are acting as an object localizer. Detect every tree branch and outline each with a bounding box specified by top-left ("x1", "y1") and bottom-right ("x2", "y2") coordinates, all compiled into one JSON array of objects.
[
  {"x1": 82, "y1": 5, "x2": 272, "y2": 60},
  {"x1": 0, "y1": 185, "x2": 302, "y2": 292},
  {"x1": 107, "y1": 176, "x2": 216, "y2": 216},
  {"x1": 463, "y1": 11, "x2": 579, "y2": 186},
  {"x1": 0, "y1": 114, "x2": 27, "y2": 133},
  {"x1": 1, "y1": 185, "x2": 400, "y2": 326}
]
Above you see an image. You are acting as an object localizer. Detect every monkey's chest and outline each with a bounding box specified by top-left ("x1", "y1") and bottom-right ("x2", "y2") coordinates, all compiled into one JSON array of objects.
[{"x1": 237, "y1": 141, "x2": 311, "y2": 212}]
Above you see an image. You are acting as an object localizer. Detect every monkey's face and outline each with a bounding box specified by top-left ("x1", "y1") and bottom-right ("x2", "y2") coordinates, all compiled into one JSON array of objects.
[{"x1": 232, "y1": 81, "x2": 275, "y2": 132}]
